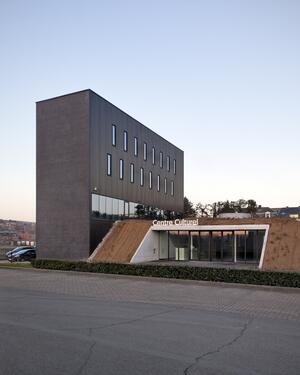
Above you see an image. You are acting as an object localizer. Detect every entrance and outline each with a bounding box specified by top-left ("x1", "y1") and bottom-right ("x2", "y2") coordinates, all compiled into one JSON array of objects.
[{"x1": 159, "y1": 229, "x2": 265, "y2": 263}]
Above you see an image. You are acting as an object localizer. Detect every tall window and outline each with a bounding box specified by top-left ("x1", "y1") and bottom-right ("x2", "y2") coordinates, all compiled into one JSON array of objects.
[
  {"x1": 173, "y1": 159, "x2": 176, "y2": 174},
  {"x1": 123, "y1": 131, "x2": 128, "y2": 152},
  {"x1": 167, "y1": 156, "x2": 170, "y2": 171},
  {"x1": 112, "y1": 125, "x2": 116, "y2": 146},
  {"x1": 157, "y1": 175, "x2": 160, "y2": 191},
  {"x1": 107, "y1": 153, "x2": 112, "y2": 176},
  {"x1": 130, "y1": 163, "x2": 134, "y2": 183},
  {"x1": 164, "y1": 178, "x2": 167, "y2": 194},
  {"x1": 143, "y1": 142, "x2": 147, "y2": 161},
  {"x1": 159, "y1": 152, "x2": 163, "y2": 168},
  {"x1": 149, "y1": 171, "x2": 152, "y2": 189},
  {"x1": 140, "y1": 167, "x2": 144, "y2": 186},
  {"x1": 119, "y1": 159, "x2": 124, "y2": 180},
  {"x1": 134, "y1": 137, "x2": 138, "y2": 156},
  {"x1": 152, "y1": 147, "x2": 155, "y2": 165},
  {"x1": 171, "y1": 181, "x2": 174, "y2": 196}
]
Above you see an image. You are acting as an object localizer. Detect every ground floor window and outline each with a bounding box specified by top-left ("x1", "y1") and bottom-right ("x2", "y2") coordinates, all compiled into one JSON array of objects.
[{"x1": 159, "y1": 230, "x2": 265, "y2": 263}]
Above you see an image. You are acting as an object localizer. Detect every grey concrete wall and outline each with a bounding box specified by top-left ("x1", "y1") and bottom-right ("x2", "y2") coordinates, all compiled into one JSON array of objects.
[{"x1": 36, "y1": 91, "x2": 90, "y2": 260}]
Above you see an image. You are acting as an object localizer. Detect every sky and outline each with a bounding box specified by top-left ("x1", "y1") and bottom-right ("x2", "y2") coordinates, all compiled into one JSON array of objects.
[{"x1": 0, "y1": 0, "x2": 299, "y2": 221}]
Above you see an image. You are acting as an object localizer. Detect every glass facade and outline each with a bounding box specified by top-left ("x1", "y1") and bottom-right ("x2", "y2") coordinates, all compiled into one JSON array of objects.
[
  {"x1": 91, "y1": 193, "x2": 177, "y2": 221},
  {"x1": 158, "y1": 230, "x2": 265, "y2": 263}
]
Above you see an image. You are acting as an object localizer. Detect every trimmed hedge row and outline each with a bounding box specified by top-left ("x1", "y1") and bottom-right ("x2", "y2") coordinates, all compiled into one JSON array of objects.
[{"x1": 31, "y1": 259, "x2": 300, "y2": 288}]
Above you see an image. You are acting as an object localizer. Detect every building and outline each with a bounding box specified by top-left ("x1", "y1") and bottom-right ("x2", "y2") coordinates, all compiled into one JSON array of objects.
[
  {"x1": 278, "y1": 206, "x2": 300, "y2": 219},
  {"x1": 89, "y1": 217, "x2": 300, "y2": 272},
  {"x1": 36, "y1": 89, "x2": 184, "y2": 260}
]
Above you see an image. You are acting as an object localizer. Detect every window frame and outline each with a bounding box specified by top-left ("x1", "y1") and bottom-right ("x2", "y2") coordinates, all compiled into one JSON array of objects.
[
  {"x1": 119, "y1": 159, "x2": 124, "y2": 180},
  {"x1": 159, "y1": 152, "x2": 163, "y2": 168},
  {"x1": 152, "y1": 147, "x2": 155, "y2": 165},
  {"x1": 123, "y1": 131, "x2": 128, "y2": 152},
  {"x1": 107, "y1": 153, "x2": 112, "y2": 176},
  {"x1": 134, "y1": 137, "x2": 138, "y2": 157},
  {"x1": 112, "y1": 125, "x2": 116, "y2": 146},
  {"x1": 140, "y1": 167, "x2": 144, "y2": 186},
  {"x1": 130, "y1": 163, "x2": 134, "y2": 183},
  {"x1": 143, "y1": 142, "x2": 147, "y2": 161}
]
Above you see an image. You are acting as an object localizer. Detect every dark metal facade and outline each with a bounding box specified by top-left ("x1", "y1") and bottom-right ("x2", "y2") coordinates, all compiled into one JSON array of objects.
[{"x1": 36, "y1": 90, "x2": 184, "y2": 260}]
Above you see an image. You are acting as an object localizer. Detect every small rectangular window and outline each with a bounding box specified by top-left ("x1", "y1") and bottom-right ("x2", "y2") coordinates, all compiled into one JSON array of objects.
[
  {"x1": 130, "y1": 163, "x2": 134, "y2": 183},
  {"x1": 157, "y1": 175, "x2": 160, "y2": 192},
  {"x1": 119, "y1": 159, "x2": 124, "y2": 180},
  {"x1": 112, "y1": 125, "x2": 116, "y2": 146},
  {"x1": 167, "y1": 156, "x2": 170, "y2": 171},
  {"x1": 171, "y1": 181, "x2": 174, "y2": 196},
  {"x1": 173, "y1": 159, "x2": 176, "y2": 174},
  {"x1": 107, "y1": 154, "x2": 112, "y2": 176},
  {"x1": 152, "y1": 147, "x2": 155, "y2": 165},
  {"x1": 134, "y1": 137, "x2": 138, "y2": 156},
  {"x1": 159, "y1": 152, "x2": 163, "y2": 168},
  {"x1": 123, "y1": 131, "x2": 128, "y2": 152},
  {"x1": 143, "y1": 142, "x2": 147, "y2": 161},
  {"x1": 164, "y1": 178, "x2": 167, "y2": 194},
  {"x1": 149, "y1": 171, "x2": 152, "y2": 189},
  {"x1": 140, "y1": 167, "x2": 144, "y2": 186}
]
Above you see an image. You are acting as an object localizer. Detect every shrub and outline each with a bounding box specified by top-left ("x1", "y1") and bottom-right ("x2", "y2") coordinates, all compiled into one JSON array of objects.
[{"x1": 31, "y1": 259, "x2": 300, "y2": 288}]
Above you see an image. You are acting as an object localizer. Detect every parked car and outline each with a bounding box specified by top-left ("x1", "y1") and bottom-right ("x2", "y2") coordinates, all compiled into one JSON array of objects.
[
  {"x1": 6, "y1": 246, "x2": 34, "y2": 258},
  {"x1": 8, "y1": 248, "x2": 36, "y2": 262}
]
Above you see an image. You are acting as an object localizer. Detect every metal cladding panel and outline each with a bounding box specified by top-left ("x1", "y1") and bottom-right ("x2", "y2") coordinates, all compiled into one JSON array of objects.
[
  {"x1": 89, "y1": 91, "x2": 184, "y2": 212},
  {"x1": 36, "y1": 91, "x2": 90, "y2": 260}
]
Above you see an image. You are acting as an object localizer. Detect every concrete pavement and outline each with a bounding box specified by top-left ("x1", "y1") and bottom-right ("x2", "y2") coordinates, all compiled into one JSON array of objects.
[{"x1": 0, "y1": 268, "x2": 299, "y2": 375}]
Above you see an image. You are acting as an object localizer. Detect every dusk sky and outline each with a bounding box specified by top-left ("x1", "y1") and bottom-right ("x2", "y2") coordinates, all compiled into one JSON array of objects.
[{"x1": 0, "y1": 0, "x2": 299, "y2": 221}]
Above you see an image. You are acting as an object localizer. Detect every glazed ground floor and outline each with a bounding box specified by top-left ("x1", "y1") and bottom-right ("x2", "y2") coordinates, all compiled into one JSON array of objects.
[
  {"x1": 158, "y1": 229, "x2": 266, "y2": 263},
  {"x1": 130, "y1": 224, "x2": 269, "y2": 268}
]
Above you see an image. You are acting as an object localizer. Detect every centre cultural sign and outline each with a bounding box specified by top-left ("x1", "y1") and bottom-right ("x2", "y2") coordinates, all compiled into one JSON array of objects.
[{"x1": 152, "y1": 219, "x2": 199, "y2": 226}]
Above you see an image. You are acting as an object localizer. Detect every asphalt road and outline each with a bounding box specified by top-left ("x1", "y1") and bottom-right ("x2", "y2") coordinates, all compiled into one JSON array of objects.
[{"x1": 0, "y1": 268, "x2": 299, "y2": 375}]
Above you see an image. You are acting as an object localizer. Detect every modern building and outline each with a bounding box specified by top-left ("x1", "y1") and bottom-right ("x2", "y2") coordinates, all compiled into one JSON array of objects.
[{"x1": 36, "y1": 89, "x2": 184, "y2": 260}]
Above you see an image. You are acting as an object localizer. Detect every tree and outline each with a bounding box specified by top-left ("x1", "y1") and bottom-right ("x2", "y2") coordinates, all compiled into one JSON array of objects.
[
  {"x1": 247, "y1": 199, "x2": 257, "y2": 217},
  {"x1": 183, "y1": 197, "x2": 196, "y2": 217},
  {"x1": 195, "y1": 202, "x2": 210, "y2": 217}
]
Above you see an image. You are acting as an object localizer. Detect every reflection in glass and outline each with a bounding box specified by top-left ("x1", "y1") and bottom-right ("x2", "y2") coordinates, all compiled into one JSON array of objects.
[
  {"x1": 211, "y1": 231, "x2": 222, "y2": 260},
  {"x1": 191, "y1": 231, "x2": 200, "y2": 260},
  {"x1": 236, "y1": 231, "x2": 246, "y2": 261},
  {"x1": 168, "y1": 231, "x2": 177, "y2": 260},
  {"x1": 200, "y1": 231, "x2": 210, "y2": 260},
  {"x1": 92, "y1": 194, "x2": 99, "y2": 212},
  {"x1": 159, "y1": 232, "x2": 168, "y2": 259},
  {"x1": 176, "y1": 231, "x2": 189, "y2": 260},
  {"x1": 222, "y1": 231, "x2": 234, "y2": 261}
]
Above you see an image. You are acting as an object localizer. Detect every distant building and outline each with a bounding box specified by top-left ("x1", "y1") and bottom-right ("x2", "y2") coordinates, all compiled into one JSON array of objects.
[
  {"x1": 217, "y1": 212, "x2": 251, "y2": 219},
  {"x1": 278, "y1": 207, "x2": 300, "y2": 219},
  {"x1": 256, "y1": 206, "x2": 274, "y2": 218}
]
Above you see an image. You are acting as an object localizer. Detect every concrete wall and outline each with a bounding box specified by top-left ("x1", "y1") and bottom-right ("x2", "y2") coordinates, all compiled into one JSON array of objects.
[
  {"x1": 36, "y1": 91, "x2": 90, "y2": 260},
  {"x1": 130, "y1": 229, "x2": 160, "y2": 263}
]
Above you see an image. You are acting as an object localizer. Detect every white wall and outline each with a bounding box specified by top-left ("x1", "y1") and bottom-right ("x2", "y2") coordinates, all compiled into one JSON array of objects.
[{"x1": 130, "y1": 229, "x2": 159, "y2": 263}]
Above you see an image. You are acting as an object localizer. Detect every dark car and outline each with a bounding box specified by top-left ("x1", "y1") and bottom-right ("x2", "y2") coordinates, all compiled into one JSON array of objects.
[
  {"x1": 9, "y1": 248, "x2": 36, "y2": 262},
  {"x1": 6, "y1": 246, "x2": 34, "y2": 258}
]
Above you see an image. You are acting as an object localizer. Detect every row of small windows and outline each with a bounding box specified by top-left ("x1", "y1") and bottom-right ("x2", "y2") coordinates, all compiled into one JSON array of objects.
[
  {"x1": 107, "y1": 154, "x2": 174, "y2": 196},
  {"x1": 112, "y1": 124, "x2": 176, "y2": 174}
]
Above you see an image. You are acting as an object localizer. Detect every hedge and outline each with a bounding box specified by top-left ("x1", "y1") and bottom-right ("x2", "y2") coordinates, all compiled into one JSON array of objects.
[{"x1": 31, "y1": 259, "x2": 300, "y2": 288}]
